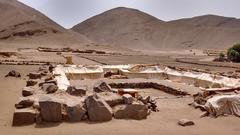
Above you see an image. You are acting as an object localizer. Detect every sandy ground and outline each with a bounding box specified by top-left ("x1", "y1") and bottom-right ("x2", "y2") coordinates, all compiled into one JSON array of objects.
[
  {"x1": 1, "y1": 1, "x2": 240, "y2": 134},
  {"x1": 0, "y1": 64, "x2": 240, "y2": 135}
]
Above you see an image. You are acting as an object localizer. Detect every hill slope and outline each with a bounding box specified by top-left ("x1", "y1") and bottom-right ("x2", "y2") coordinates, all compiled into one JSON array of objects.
[
  {"x1": 0, "y1": 0, "x2": 91, "y2": 48},
  {"x1": 72, "y1": 7, "x2": 167, "y2": 50},
  {"x1": 72, "y1": 7, "x2": 240, "y2": 51}
]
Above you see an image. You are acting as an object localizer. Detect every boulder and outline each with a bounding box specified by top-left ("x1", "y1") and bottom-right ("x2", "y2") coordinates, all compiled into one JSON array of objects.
[
  {"x1": 93, "y1": 81, "x2": 112, "y2": 93},
  {"x1": 113, "y1": 102, "x2": 148, "y2": 120},
  {"x1": 42, "y1": 83, "x2": 58, "y2": 94},
  {"x1": 45, "y1": 80, "x2": 57, "y2": 85},
  {"x1": 5, "y1": 70, "x2": 21, "y2": 78},
  {"x1": 29, "y1": 72, "x2": 41, "y2": 79},
  {"x1": 49, "y1": 64, "x2": 55, "y2": 72},
  {"x1": 178, "y1": 119, "x2": 195, "y2": 126},
  {"x1": 39, "y1": 96, "x2": 62, "y2": 122},
  {"x1": 15, "y1": 98, "x2": 34, "y2": 109},
  {"x1": 26, "y1": 80, "x2": 38, "y2": 86},
  {"x1": 12, "y1": 108, "x2": 36, "y2": 126},
  {"x1": 39, "y1": 80, "x2": 57, "y2": 87},
  {"x1": 123, "y1": 94, "x2": 134, "y2": 104},
  {"x1": 99, "y1": 92, "x2": 124, "y2": 107},
  {"x1": 22, "y1": 87, "x2": 34, "y2": 97},
  {"x1": 44, "y1": 76, "x2": 54, "y2": 82},
  {"x1": 65, "y1": 102, "x2": 87, "y2": 122},
  {"x1": 85, "y1": 94, "x2": 113, "y2": 121},
  {"x1": 40, "y1": 70, "x2": 48, "y2": 76},
  {"x1": 66, "y1": 86, "x2": 87, "y2": 96},
  {"x1": 140, "y1": 96, "x2": 151, "y2": 104}
]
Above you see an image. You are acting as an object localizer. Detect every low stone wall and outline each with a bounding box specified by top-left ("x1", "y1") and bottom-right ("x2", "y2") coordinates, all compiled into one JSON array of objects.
[{"x1": 109, "y1": 82, "x2": 189, "y2": 96}]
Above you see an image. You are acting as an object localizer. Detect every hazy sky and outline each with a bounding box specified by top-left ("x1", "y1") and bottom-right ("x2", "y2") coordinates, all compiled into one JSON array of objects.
[{"x1": 19, "y1": 0, "x2": 240, "y2": 28}]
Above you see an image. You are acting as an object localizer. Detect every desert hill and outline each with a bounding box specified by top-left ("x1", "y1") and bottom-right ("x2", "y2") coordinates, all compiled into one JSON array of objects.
[
  {"x1": 0, "y1": 0, "x2": 91, "y2": 48},
  {"x1": 72, "y1": 7, "x2": 166, "y2": 50},
  {"x1": 72, "y1": 7, "x2": 240, "y2": 51}
]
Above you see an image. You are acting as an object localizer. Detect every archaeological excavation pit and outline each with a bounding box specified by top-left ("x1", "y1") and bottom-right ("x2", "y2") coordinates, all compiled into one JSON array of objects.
[{"x1": 12, "y1": 64, "x2": 240, "y2": 126}]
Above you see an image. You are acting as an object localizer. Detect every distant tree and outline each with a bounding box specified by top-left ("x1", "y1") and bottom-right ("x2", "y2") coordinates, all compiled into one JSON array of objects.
[
  {"x1": 227, "y1": 43, "x2": 240, "y2": 62},
  {"x1": 219, "y1": 53, "x2": 225, "y2": 59}
]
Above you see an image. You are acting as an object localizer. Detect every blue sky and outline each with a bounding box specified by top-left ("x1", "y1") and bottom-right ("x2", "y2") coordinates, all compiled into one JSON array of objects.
[{"x1": 19, "y1": 0, "x2": 240, "y2": 28}]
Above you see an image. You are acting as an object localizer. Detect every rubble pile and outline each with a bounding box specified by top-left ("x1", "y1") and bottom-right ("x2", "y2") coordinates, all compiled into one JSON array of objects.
[{"x1": 12, "y1": 66, "x2": 163, "y2": 126}]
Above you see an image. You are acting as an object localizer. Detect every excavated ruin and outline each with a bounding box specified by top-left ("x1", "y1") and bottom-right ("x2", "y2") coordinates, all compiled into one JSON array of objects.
[{"x1": 12, "y1": 64, "x2": 240, "y2": 126}]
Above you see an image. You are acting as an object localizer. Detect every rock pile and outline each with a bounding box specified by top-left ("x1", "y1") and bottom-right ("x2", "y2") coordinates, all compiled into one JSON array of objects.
[
  {"x1": 12, "y1": 65, "x2": 61, "y2": 126},
  {"x1": 12, "y1": 66, "x2": 162, "y2": 126},
  {"x1": 139, "y1": 95, "x2": 159, "y2": 112}
]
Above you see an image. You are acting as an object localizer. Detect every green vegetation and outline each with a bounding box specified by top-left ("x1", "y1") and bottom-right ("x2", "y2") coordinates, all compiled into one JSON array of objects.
[
  {"x1": 219, "y1": 52, "x2": 225, "y2": 59},
  {"x1": 227, "y1": 43, "x2": 240, "y2": 62}
]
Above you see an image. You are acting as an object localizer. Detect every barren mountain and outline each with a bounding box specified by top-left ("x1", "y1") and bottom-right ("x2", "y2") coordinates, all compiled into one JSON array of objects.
[
  {"x1": 72, "y1": 7, "x2": 240, "y2": 51},
  {"x1": 0, "y1": 0, "x2": 91, "y2": 48}
]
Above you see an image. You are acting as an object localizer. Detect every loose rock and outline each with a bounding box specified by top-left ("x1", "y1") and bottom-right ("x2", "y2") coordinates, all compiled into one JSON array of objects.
[
  {"x1": 65, "y1": 102, "x2": 87, "y2": 122},
  {"x1": 113, "y1": 102, "x2": 148, "y2": 120},
  {"x1": 123, "y1": 94, "x2": 134, "y2": 104},
  {"x1": 39, "y1": 96, "x2": 62, "y2": 122},
  {"x1": 49, "y1": 64, "x2": 55, "y2": 72},
  {"x1": 139, "y1": 96, "x2": 159, "y2": 112},
  {"x1": 12, "y1": 108, "x2": 36, "y2": 126},
  {"x1": 22, "y1": 87, "x2": 34, "y2": 97},
  {"x1": 42, "y1": 83, "x2": 58, "y2": 94},
  {"x1": 66, "y1": 86, "x2": 87, "y2": 96},
  {"x1": 39, "y1": 79, "x2": 57, "y2": 87},
  {"x1": 5, "y1": 70, "x2": 21, "y2": 78},
  {"x1": 40, "y1": 70, "x2": 48, "y2": 76},
  {"x1": 15, "y1": 98, "x2": 34, "y2": 109},
  {"x1": 99, "y1": 92, "x2": 124, "y2": 107},
  {"x1": 26, "y1": 80, "x2": 38, "y2": 86},
  {"x1": 178, "y1": 119, "x2": 195, "y2": 126},
  {"x1": 85, "y1": 94, "x2": 113, "y2": 121},
  {"x1": 29, "y1": 72, "x2": 41, "y2": 79},
  {"x1": 93, "y1": 81, "x2": 112, "y2": 93}
]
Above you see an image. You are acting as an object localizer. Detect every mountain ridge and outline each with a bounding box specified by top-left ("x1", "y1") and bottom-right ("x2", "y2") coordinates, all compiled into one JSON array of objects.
[{"x1": 72, "y1": 7, "x2": 240, "y2": 51}]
